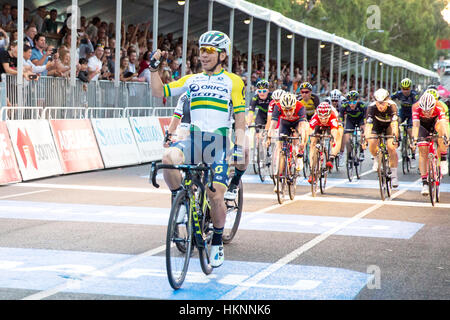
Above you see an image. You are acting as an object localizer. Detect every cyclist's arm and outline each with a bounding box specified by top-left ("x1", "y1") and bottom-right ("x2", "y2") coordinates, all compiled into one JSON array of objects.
[
  {"x1": 149, "y1": 50, "x2": 165, "y2": 97},
  {"x1": 390, "y1": 103, "x2": 399, "y2": 140},
  {"x1": 247, "y1": 97, "x2": 257, "y2": 126},
  {"x1": 231, "y1": 74, "x2": 246, "y2": 148}
]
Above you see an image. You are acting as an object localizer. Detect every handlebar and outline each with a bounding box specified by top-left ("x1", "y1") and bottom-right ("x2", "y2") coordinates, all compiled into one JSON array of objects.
[
  {"x1": 150, "y1": 162, "x2": 216, "y2": 192},
  {"x1": 248, "y1": 124, "x2": 266, "y2": 129}
]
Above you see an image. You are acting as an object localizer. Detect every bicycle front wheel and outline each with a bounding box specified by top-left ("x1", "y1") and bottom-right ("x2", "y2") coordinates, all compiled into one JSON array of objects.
[
  {"x1": 288, "y1": 155, "x2": 297, "y2": 200},
  {"x1": 346, "y1": 142, "x2": 355, "y2": 182},
  {"x1": 320, "y1": 149, "x2": 328, "y2": 194},
  {"x1": 311, "y1": 151, "x2": 320, "y2": 197},
  {"x1": 166, "y1": 190, "x2": 192, "y2": 290},
  {"x1": 276, "y1": 153, "x2": 287, "y2": 204},
  {"x1": 377, "y1": 153, "x2": 386, "y2": 201},
  {"x1": 428, "y1": 157, "x2": 437, "y2": 206}
]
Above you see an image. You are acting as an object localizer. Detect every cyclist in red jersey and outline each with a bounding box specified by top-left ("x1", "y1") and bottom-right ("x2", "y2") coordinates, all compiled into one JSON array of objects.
[
  {"x1": 411, "y1": 92, "x2": 449, "y2": 195},
  {"x1": 268, "y1": 93, "x2": 307, "y2": 191},
  {"x1": 308, "y1": 102, "x2": 339, "y2": 182}
]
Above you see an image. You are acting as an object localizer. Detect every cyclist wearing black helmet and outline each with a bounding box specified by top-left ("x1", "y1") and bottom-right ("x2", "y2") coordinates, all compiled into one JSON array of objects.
[
  {"x1": 339, "y1": 90, "x2": 366, "y2": 161},
  {"x1": 391, "y1": 78, "x2": 419, "y2": 157},
  {"x1": 297, "y1": 82, "x2": 320, "y2": 121},
  {"x1": 247, "y1": 79, "x2": 273, "y2": 131}
]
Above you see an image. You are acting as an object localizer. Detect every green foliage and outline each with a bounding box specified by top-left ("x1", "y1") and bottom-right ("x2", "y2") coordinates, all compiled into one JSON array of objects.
[{"x1": 247, "y1": 0, "x2": 450, "y2": 68}]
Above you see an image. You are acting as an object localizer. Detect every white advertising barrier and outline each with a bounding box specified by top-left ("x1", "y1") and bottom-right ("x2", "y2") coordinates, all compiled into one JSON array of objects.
[
  {"x1": 0, "y1": 121, "x2": 22, "y2": 185},
  {"x1": 128, "y1": 116, "x2": 165, "y2": 162},
  {"x1": 6, "y1": 120, "x2": 63, "y2": 181},
  {"x1": 49, "y1": 119, "x2": 105, "y2": 174},
  {"x1": 90, "y1": 118, "x2": 141, "y2": 168}
]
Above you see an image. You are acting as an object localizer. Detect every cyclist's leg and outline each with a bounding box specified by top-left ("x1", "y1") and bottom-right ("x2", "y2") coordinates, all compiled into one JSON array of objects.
[
  {"x1": 204, "y1": 134, "x2": 230, "y2": 267},
  {"x1": 386, "y1": 125, "x2": 399, "y2": 187},
  {"x1": 435, "y1": 119, "x2": 449, "y2": 174},
  {"x1": 162, "y1": 134, "x2": 196, "y2": 196},
  {"x1": 417, "y1": 123, "x2": 432, "y2": 194}
]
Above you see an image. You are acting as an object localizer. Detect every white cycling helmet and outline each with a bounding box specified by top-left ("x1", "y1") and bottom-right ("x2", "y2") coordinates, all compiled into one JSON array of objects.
[
  {"x1": 198, "y1": 30, "x2": 231, "y2": 56},
  {"x1": 418, "y1": 92, "x2": 436, "y2": 112},
  {"x1": 272, "y1": 89, "x2": 285, "y2": 100},
  {"x1": 330, "y1": 89, "x2": 342, "y2": 101},
  {"x1": 280, "y1": 93, "x2": 297, "y2": 111},
  {"x1": 374, "y1": 88, "x2": 390, "y2": 102}
]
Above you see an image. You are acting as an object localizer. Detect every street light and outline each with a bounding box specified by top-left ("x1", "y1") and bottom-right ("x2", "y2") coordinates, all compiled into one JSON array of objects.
[{"x1": 361, "y1": 29, "x2": 384, "y2": 46}]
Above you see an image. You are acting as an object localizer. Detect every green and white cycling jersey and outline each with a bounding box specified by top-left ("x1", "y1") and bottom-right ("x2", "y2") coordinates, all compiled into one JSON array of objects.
[{"x1": 163, "y1": 68, "x2": 246, "y2": 136}]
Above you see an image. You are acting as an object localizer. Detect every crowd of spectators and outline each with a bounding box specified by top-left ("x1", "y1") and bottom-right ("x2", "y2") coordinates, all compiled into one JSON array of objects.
[{"x1": 0, "y1": 2, "x2": 389, "y2": 102}]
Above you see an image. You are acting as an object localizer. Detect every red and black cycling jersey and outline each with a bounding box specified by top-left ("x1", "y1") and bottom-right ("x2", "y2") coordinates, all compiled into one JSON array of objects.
[{"x1": 271, "y1": 101, "x2": 306, "y2": 123}]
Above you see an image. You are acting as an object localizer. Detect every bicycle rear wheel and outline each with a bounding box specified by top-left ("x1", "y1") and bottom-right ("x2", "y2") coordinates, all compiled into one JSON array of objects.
[
  {"x1": 198, "y1": 206, "x2": 213, "y2": 275},
  {"x1": 223, "y1": 179, "x2": 243, "y2": 244},
  {"x1": 257, "y1": 138, "x2": 269, "y2": 182},
  {"x1": 166, "y1": 190, "x2": 192, "y2": 290}
]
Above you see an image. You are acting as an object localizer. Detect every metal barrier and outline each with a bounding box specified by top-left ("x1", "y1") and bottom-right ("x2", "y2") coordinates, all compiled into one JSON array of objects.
[
  {"x1": 86, "y1": 107, "x2": 123, "y2": 119},
  {"x1": 0, "y1": 74, "x2": 180, "y2": 111},
  {"x1": 0, "y1": 106, "x2": 43, "y2": 120},
  {"x1": 43, "y1": 107, "x2": 87, "y2": 120}
]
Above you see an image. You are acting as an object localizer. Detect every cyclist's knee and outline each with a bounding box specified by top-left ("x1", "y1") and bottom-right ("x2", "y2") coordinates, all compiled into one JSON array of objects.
[{"x1": 163, "y1": 147, "x2": 184, "y2": 165}]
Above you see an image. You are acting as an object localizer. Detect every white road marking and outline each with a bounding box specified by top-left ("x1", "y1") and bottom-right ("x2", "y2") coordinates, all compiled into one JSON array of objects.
[
  {"x1": 21, "y1": 244, "x2": 166, "y2": 300},
  {"x1": 219, "y1": 178, "x2": 422, "y2": 300},
  {"x1": 0, "y1": 190, "x2": 49, "y2": 200}
]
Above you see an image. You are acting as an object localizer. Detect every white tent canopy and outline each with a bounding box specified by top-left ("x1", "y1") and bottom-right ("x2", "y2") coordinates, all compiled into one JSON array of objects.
[{"x1": 215, "y1": 0, "x2": 438, "y2": 79}]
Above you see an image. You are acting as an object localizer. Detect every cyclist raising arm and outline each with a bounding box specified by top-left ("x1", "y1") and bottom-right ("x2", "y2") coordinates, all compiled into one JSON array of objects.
[
  {"x1": 364, "y1": 88, "x2": 400, "y2": 188},
  {"x1": 411, "y1": 93, "x2": 449, "y2": 195},
  {"x1": 149, "y1": 31, "x2": 246, "y2": 268}
]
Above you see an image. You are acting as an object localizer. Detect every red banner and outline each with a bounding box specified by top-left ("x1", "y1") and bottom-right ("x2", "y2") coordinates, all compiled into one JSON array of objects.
[
  {"x1": 436, "y1": 39, "x2": 450, "y2": 50},
  {"x1": 0, "y1": 121, "x2": 21, "y2": 185},
  {"x1": 50, "y1": 119, "x2": 104, "y2": 174}
]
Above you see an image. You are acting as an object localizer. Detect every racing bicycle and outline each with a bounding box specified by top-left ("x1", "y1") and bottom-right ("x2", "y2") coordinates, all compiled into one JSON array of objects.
[
  {"x1": 345, "y1": 125, "x2": 364, "y2": 182},
  {"x1": 275, "y1": 134, "x2": 300, "y2": 204},
  {"x1": 310, "y1": 131, "x2": 334, "y2": 197},
  {"x1": 419, "y1": 134, "x2": 448, "y2": 206},
  {"x1": 150, "y1": 162, "x2": 241, "y2": 289},
  {"x1": 369, "y1": 135, "x2": 396, "y2": 201}
]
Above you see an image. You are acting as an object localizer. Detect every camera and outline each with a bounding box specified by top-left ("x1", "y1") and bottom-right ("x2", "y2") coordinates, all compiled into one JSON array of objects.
[{"x1": 28, "y1": 74, "x2": 37, "y2": 80}]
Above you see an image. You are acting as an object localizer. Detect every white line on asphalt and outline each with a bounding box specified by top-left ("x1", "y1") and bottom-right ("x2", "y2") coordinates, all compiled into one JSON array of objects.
[
  {"x1": 21, "y1": 244, "x2": 166, "y2": 300},
  {"x1": 219, "y1": 178, "x2": 422, "y2": 300},
  {"x1": 0, "y1": 190, "x2": 49, "y2": 200}
]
